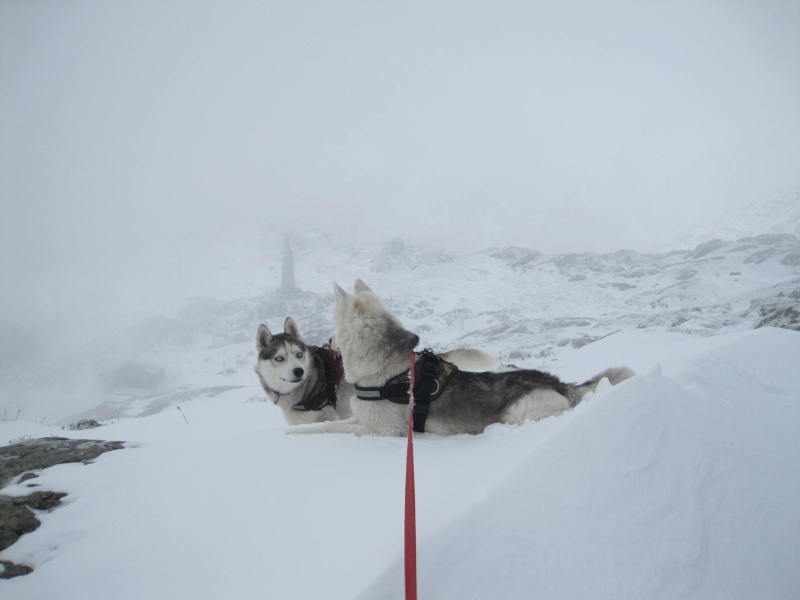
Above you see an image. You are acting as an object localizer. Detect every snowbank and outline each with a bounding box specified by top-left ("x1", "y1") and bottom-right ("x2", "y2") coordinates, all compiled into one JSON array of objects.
[{"x1": 1, "y1": 329, "x2": 798, "y2": 599}]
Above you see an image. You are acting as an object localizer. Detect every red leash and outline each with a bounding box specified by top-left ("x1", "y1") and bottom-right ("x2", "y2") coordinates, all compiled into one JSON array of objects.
[{"x1": 405, "y1": 352, "x2": 418, "y2": 600}]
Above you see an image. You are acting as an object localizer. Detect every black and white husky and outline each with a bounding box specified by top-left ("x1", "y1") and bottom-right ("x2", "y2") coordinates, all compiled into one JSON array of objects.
[
  {"x1": 256, "y1": 317, "x2": 498, "y2": 426},
  {"x1": 292, "y1": 280, "x2": 634, "y2": 436}
]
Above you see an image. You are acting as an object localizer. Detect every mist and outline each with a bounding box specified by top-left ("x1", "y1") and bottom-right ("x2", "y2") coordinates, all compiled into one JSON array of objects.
[{"x1": 2, "y1": 0, "x2": 799, "y2": 350}]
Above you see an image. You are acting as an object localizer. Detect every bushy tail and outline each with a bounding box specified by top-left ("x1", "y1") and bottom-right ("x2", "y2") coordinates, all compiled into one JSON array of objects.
[
  {"x1": 566, "y1": 366, "x2": 635, "y2": 406},
  {"x1": 438, "y1": 348, "x2": 498, "y2": 372}
]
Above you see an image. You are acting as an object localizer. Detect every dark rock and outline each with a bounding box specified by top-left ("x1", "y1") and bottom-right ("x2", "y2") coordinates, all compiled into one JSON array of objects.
[
  {"x1": 691, "y1": 239, "x2": 726, "y2": 259},
  {"x1": 0, "y1": 560, "x2": 33, "y2": 579},
  {"x1": 0, "y1": 437, "x2": 125, "y2": 574},
  {"x1": 745, "y1": 248, "x2": 777, "y2": 264},
  {"x1": 757, "y1": 306, "x2": 800, "y2": 331},
  {"x1": 0, "y1": 491, "x2": 65, "y2": 552},
  {"x1": 64, "y1": 418, "x2": 103, "y2": 430},
  {"x1": 0, "y1": 437, "x2": 125, "y2": 488},
  {"x1": 0, "y1": 495, "x2": 40, "y2": 551},
  {"x1": 20, "y1": 490, "x2": 67, "y2": 511}
]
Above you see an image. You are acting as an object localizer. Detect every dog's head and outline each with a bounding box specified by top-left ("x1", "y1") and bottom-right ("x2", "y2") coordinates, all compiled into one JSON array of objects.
[
  {"x1": 332, "y1": 279, "x2": 419, "y2": 383},
  {"x1": 255, "y1": 317, "x2": 311, "y2": 397}
]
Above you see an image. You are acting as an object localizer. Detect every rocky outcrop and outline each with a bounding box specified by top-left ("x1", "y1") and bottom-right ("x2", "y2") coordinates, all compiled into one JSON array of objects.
[
  {"x1": 0, "y1": 491, "x2": 67, "y2": 551},
  {"x1": 0, "y1": 436, "x2": 125, "y2": 488},
  {"x1": 0, "y1": 437, "x2": 125, "y2": 579}
]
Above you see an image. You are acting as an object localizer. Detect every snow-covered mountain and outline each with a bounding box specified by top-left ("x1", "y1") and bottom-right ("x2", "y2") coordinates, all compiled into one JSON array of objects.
[
  {"x1": 1, "y1": 225, "x2": 798, "y2": 425},
  {"x1": 665, "y1": 186, "x2": 800, "y2": 250}
]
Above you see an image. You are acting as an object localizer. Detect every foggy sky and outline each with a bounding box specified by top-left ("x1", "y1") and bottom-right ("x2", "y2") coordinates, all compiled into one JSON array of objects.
[{"x1": 1, "y1": 1, "x2": 799, "y2": 343}]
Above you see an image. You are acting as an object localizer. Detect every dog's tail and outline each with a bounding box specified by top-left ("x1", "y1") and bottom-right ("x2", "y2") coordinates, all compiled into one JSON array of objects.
[
  {"x1": 438, "y1": 348, "x2": 498, "y2": 372},
  {"x1": 567, "y1": 366, "x2": 635, "y2": 406}
]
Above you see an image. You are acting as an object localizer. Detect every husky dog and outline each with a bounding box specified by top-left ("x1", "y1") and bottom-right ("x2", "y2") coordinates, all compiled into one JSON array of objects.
[
  {"x1": 292, "y1": 280, "x2": 634, "y2": 436},
  {"x1": 256, "y1": 317, "x2": 498, "y2": 426},
  {"x1": 256, "y1": 317, "x2": 353, "y2": 425}
]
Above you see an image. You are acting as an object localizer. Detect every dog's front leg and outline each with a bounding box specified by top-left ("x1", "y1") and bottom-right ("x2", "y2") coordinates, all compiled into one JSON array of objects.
[{"x1": 286, "y1": 418, "x2": 372, "y2": 436}]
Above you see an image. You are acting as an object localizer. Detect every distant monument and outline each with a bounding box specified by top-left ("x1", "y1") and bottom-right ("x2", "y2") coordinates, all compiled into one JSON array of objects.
[{"x1": 281, "y1": 237, "x2": 299, "y2": 293}]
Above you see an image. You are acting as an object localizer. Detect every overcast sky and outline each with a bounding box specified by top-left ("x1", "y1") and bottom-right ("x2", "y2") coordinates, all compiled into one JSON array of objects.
[{"x1": 1, "y1": 1, "x2": 799, "y2": 341}]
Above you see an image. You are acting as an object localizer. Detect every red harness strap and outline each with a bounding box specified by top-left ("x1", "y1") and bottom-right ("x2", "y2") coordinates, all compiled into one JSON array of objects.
[{"x1": 405, "y1": 352, "x2": 418, "y2": 600}]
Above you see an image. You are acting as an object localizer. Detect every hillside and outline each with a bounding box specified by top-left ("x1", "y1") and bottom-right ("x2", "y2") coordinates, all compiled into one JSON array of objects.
[{"x1": 1, "y1": 226, "x2": 798, "y2": 425}]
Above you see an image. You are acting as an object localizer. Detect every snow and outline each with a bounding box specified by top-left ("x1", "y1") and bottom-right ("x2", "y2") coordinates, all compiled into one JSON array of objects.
[
  {"x1": 2, "y1": 327, "x2": 799, "y2": 599},
  {"x1": 363, "y1": 329, "x2": 800, "y2": 600},
  {"x1": 1, "y1": 209, "x2": 800, "y2": 598},
  {"x1": 3, "y1": 226, "x2": 799, "y2": 427},
  {"x1": 665, "y1": 186, "x2": 800, "y2": 251}
]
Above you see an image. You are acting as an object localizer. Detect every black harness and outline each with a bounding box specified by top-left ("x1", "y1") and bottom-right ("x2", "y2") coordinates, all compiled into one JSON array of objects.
[
  {"x1": 354, "y1": 350, "x2": 458, "y2": 433},
  {"x1": 291, "y1": 345, "x2": 344, "y2": 412}
]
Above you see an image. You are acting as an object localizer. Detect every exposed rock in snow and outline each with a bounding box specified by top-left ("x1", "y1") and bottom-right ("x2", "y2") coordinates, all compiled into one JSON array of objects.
[
  {"x1": 0, "y1": 437, "x2": 125, "y2": 487},
  {"x1": 0, "y1": 491, "x2": 67, "y2": 552}
]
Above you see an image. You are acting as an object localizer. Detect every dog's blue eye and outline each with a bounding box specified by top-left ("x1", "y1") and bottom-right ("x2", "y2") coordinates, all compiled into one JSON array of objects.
[
  {"x1": 275, "y1": 356, "x2": 284, "y2": 362},
  {"x1": 296, "y1": 352, "x2": 304, "y2": 359}
]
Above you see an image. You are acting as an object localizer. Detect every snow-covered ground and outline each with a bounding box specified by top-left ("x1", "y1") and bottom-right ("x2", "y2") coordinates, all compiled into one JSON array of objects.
[
  {"x1": 1, "y1": 327, "x2": 798, "y2": 599},
  {"x1": 1, "y1": 197, "x2": 800, "y2": 597}
]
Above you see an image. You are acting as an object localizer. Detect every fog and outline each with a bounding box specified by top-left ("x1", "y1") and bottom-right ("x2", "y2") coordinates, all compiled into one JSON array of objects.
[{"x1": 1, "y1": 1, "x2": 799, "y2": 349}]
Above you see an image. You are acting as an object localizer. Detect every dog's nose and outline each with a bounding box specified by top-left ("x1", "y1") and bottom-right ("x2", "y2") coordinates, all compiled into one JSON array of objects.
[{"x1": 293, "y1": 367, "x2": 304, "y2": 378}]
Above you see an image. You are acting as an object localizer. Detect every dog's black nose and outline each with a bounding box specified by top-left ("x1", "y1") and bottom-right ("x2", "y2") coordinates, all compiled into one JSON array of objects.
[{"x1": 293, "y1": 367, "x2": 304, "y2": 378}]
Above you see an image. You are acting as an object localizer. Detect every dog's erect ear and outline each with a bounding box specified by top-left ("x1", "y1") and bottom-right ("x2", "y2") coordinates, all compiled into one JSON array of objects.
[
  {"x1": 354, "y1": 279, "x2": 372, "y2": 293},
  {"x1": 333, "y1": 282, "x2": 348, "y2": 304},
  {"x1": 257, "y1": 324, "x2": 273, "y2": 352},
  {"x1": 284, "y1": 317, "x2": 300, "y2": 338}
]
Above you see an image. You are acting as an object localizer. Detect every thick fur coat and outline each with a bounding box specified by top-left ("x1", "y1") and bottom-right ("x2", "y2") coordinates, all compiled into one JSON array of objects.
[{"x1": 293, "y1": 280, "x2": 634, "y2": 436}]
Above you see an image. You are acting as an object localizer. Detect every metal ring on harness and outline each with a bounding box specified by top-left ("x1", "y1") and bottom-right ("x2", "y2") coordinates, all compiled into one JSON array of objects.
[{"x1": 429, "y1": 379, "x2": 440, "y2": 396}]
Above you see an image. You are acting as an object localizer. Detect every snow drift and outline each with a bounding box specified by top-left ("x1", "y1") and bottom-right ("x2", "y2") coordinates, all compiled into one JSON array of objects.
[{"x1": 1, "y1": 328, "x2": 798, "y2": 599}]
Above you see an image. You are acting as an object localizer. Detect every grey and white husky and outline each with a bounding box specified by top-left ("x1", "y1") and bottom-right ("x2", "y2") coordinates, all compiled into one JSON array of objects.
[
  {"x1": 256, "y1": 317, "x2": 353, "y2": 425},
  {"x1": 256, "y1": 316, "x2": 497, "y2": 426},
  {"x1": 292, "y1": 280, "x2": 634, "y2": 436}
]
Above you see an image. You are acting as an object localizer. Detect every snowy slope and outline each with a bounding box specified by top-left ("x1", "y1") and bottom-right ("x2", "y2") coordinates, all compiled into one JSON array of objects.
[
  {"x1": 362, "y1": 329, "x2": 800, "y2": 600},
  {"x1": 1, "y1": 328, "x2": 799, "y2": 599},
  {"x1": 1, "y1": 203, "x2": 800, "y2": 597}
]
